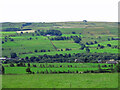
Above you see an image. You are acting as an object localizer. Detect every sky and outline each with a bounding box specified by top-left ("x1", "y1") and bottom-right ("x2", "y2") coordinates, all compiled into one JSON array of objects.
[{"x1": 0, "y1": 0, "x2": 119, "y2": 22}]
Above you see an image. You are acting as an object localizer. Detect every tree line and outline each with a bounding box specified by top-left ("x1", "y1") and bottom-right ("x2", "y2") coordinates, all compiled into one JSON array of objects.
[{"x1": 3, "y1": 53, "x2": 119, "y2": 64}]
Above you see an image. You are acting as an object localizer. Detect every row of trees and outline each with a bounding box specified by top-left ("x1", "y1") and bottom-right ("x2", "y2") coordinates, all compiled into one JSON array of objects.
[
  {"x1": 86, "y1": 41, "x2": 98, "y2": 45},
  {"x1": 8, "y1": 62, "x2": 114, "y2": 68},
  {"x1": 49, "y1": 36, "x2": 71, "y2": 40},
  {"x1": 72, "y1": 36, "x2": 82, "y2": 43},
  {"x1": 34, "y1": 30, "x2": 62, "y2": 36},
  {"x1": 25, "y1": 63, "x2": 120, "y2": 74},
  {"x1": 3, "y1": 53, "x2": 119, "y2": 64}
]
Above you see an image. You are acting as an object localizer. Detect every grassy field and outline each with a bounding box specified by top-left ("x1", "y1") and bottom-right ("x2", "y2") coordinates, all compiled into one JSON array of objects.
[
  {"x1": 52, "y1": 40, "x2": 81, "y2": 49},
  {"x1": 2, "y1": 73, "x2": 118, "y2": 88},
  {"x1": 57, "y1": 28, "x2": 84, "y2": 34},
  {"x1": 19, "y1": 49, "x2": 86, "y2": 58},
  {"x1": 87, "y1": 40, "x2": 118, "y2": 47},
  {"x1": 2, "y1": 36, "x2": 55, "y2": 57}
]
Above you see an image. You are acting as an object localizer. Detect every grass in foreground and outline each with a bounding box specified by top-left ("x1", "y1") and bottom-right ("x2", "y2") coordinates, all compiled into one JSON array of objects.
[{"x1": 2, "y1": 73, "x2": 118, "y2": 88}]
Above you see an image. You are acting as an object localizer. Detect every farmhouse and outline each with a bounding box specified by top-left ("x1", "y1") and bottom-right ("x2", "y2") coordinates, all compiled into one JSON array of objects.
[
  {"x1": 0, "y1": 57, "x2": 6, "y2": 61},
  {"x1": 106, "y1": 59, "x2": 118, "y2": 64},
  {"x1": 46, "y1": 34, "x2": 51, "y2": 36},
  {"x1": 106, "y1": 61, "x2": 118, "y2": 64},
  {"x1": 16, "y1": 30, "x2": 35, "y2": 33}
]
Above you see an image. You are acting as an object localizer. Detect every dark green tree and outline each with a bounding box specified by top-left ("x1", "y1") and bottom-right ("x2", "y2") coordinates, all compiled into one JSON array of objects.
[
  {"x1": 26, "y1": 67, "x2": 31, "y2": 74},
  {"x1": 11, "y1": 53, "x2": 17, "y2": 58},
  {"x1": 2, "y1": 65, "x2": 5, "y2": 74}
]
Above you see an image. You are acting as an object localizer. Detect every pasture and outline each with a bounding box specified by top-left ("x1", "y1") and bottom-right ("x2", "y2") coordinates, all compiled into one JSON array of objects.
[
  {"x1": 2, "y1": 73, "x2": 118, "y2": 88},
  {"x1": 52, "y1": 40, "x2": 81, "y2": 49},
  {"x1": 2, "y1": 36, "x2": 55, "y2": 57}
]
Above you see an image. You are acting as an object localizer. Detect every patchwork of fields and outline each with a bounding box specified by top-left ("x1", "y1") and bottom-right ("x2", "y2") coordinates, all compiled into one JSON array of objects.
[
  {"x1": 1, "y1": 22, "x2": 119, "y2": 88},
  {"x1": 2, "y1": 30, "x2": 119, "y2": 57}
]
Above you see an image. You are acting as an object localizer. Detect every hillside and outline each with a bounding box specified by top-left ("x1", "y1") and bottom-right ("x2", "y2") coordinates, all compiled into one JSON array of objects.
[{"x1": 1, "y1": 21, "x2": 119, "y2": 63}]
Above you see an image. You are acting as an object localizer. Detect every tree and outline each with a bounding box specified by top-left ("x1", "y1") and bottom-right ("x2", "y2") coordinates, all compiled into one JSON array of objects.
[
  {"x1": 28, "y1": 63, "x2": 30, "y2": 67},
  {"x1": 86, "y1": 42, "x2": 89, "y2": 45},
  {"x1": 10, "y1": 39, "x2": 14, "y2": 41},
  {"x1": 26, "y1": 67, "x2": 31, "y2": 74},
  {"x1": 25, "y1": 57, "x2": 29, "y2": 60},
  {"x1": 10, "y1": 63, "x2": 15, "y2": 67},
  {"x1": 98, "y1": 64, "x2": 101, "y2": 71},
  {"x1": 72, "y1": 32, "x2": 76, "y2": 34},
  {"x1": 107, "y1": 44, "x2": 111, "y2": 47},
  {"x1": 48, "y1": 50, "x2": 50, "y2": 52},
  {"x1": 98, "y1": 44, "x2": 100, "y2": 47},
  {"x1": 94, "y1": 41, "x2": 97, "y2": 44},
  {"x1": 20, "y1": 62, "x2": 24, "y2": 67},
  {"x1": 61, "y1": 49, "x2": 63, "y2": 51},
  {"x1": 114, "y1": 62, "x2": 120, "y2": 72},
  {"x1": 86, "y1": 47, "x2": 90, "y2": 53},
  {"x1": 11, "y1": 53, "x2": 17, "y2": 58},
  {"x1": 2, "y1": 41, "x2": 4, "y2": 44},
  {"x1": 90, "y1": 42, "x2": 94, "y2": 45},
  {"x1": 100, "y1": 46, "x2": 104, "y2": 49},
  {"x1": 29, "y1": 37, "x2": 32, "y2": 40},
  {"x1": 34, "y1": 50, "x2": 38, "y2": 52},
  {"x1": 80, "y1": 45, "x2": 85, "y2": 50},
  {"x1": 108, "y1": 38, "x2": 110, "y2": 41},
  {"x1": 21, "y1": 32, "x2": 23, "y2": 34},
  {"x1": 2, "y1": 65, "x2": 5, "y2": 74}
]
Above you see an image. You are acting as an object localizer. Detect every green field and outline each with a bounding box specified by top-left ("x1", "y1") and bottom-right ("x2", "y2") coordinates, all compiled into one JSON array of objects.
[
  {"x1": 52, "y1": 40, "x2": 81, "y2": 49},
  {"x1": 2, "y1": 36, "x2": 56, "y2": 57},
  {"x1": 87, "y1": 40, "x2": 118, "y2": 48},
  {"x1": 57, "y1": 28, "x2": 84, "y2": 34},
  {"x1": 2, "y1": 73, "x2": 118, "y2": 88}
]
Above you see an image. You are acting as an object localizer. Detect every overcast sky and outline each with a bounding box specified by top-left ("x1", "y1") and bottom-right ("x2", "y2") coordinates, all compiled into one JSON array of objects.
[{"x1": 0, "y1": 0, "x2": 119, "y2": 22}]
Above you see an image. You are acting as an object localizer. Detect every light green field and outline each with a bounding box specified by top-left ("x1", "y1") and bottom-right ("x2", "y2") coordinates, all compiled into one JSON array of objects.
[
  {"x1": 19, "y1": 49, "x2": 86, "y2": 58},
  {"x1": 87, "y1": 40, "x2": 118, "y2": 48},
  {"x1": 52, "y1": 40, "x2": 81, "y2": 49},
  {"x1": 57, "y1": 28, "x2": 84, "y2": 34},
  {"x1": 90, "y1": 48, "x2": 118, "y2": 53},
  {"x1": 2, "y1": 31, "x2": 16, "y2": 37},
  {"x1": 2, "y1": 36, "x2": 55, "y2": 57},
  {"x1": 62, "y1": 34, "x2": 82, "y2": 37},
  {"x1": 2, "y1": 73, "x2": 118, "y2": 88}
]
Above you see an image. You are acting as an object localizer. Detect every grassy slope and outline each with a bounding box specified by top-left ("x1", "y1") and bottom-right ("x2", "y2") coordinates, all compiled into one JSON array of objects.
[
  {"x1": 1, "y1": 22, "x2": 119, "y2": 57},
  {"x1": 2, "y1": 36, "x2": 55, "y2": 56}
]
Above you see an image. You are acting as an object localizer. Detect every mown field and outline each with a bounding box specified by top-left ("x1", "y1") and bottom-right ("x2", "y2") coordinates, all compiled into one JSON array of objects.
[{"x1": 2, "y1": 73, "x2": 118, "y2": 88}]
